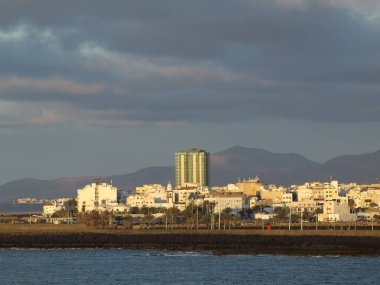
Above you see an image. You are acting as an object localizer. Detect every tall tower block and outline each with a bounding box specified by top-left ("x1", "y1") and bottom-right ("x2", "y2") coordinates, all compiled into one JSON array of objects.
[{"x1": 175, "y1": 148, "x2": 210, "y2": 188}]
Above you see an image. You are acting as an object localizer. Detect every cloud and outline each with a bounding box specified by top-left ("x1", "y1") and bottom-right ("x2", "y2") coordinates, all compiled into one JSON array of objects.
[
  {"x1": 0, "y1": 77, "x2": 105, "y2": 98},
  {"x1": 0, "y1": 0, "x2": 379, "y2": 128},
  {"x1": 274, "y1": 0, "x2": 308, "y2": 9},
  {"x1": 0, "y1": 25, "x2": 27, "y2": 42}
]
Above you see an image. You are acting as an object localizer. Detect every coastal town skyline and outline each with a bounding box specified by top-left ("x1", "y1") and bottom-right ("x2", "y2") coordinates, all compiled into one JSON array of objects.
[
  {"x1": 1, "y1": 1, "x2": 379, "y2": 282},
  {"x1": 8, "y1": 146, "x2": 378, "y2": 228}
]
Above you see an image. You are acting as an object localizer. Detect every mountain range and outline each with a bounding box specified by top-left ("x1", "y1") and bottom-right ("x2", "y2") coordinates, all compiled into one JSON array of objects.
[{"x1": 0, "y1": 146, "x2": 379, "y2": 202}]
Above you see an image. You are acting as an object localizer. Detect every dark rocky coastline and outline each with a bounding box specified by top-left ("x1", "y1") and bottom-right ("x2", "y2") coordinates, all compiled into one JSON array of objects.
[{"x1": 0, "y1": 232, "x2": 379, "y2": 256}]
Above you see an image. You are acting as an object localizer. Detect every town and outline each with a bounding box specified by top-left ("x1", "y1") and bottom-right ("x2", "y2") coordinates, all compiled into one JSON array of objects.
[{"x1": 4, "y1": 148, "x2": 380, "y2": 229}]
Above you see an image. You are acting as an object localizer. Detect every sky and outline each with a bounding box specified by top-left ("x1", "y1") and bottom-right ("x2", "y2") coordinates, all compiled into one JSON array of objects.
[{"x1": 0, "y1": 0, "x2": 380, "y2": 185}]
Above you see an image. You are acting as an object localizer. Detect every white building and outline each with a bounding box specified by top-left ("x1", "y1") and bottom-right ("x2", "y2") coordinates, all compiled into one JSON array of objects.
[
  {"x1": 126, "y1": 182, "x2": 210, "y2": 211},
  {"x1": 254, "y1": 212, "x2": 275, "y2": 220},
  {"x1": 43, "y1": 202, "x2": 63, "y2": 216},
  {"x1": 347, "y1": 184, "x2": 380, "y2": 209},
  {"x1": 318, "y1": 201, "x2": 356, "y2": 222},
  {"x1": 295, "y1": 181, "x2": 340, "y2": 202},
  {"x1": 212, "y1": 184, "x2": 242, "y2": 193},
  {"x1": 77, "y1": 181, "x2": 118, "y2": 213},
  {"x1": 43, "y1": 198, "x2": 74, "y2": 217},
  {"x1": 127, "y1": 183, "x2": 175, "y2": 209},
  {"x1": 204, "y1": 192, "x2": 244, "y2": 214},
  {"x1": 290, "y1": 201, "x2": 322, "y2": 214}
]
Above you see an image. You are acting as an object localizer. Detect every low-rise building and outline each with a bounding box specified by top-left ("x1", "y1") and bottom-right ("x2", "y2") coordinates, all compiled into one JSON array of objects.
[
  {"x1": 204, "y1": 192, "x2": 244, "y2": 214},
  {"x1": 290, "y1": 201, "x2": 322, "y2": 214},
  {"x1": 43, "y1": 198, "x2": 74, "y2": 217},
  {"x1": 126, "y1": 182, "x2": 209, "y2": 210},
  {"x1": 43, "y1": 202, "x2": 63, "y2": 216},
  {"x1": 347, "y1": 184, "x2": 380, "y2": 209},
  {"x1": 77, "y1": 180, "x2": 118, "y2": 213},
  {"x1": 254, "y1": 212, "x2": 275, "y2": 220},
  {"x1": 295, "y1": 181, "x2": 340, "y2": 202},
  {"x1": 127, "y1": 183, "x2": 175, "y2": 209},
  {"x1": 318, "y1": 201, "x2": 356, "y2": 222},
  {"x1": 236, "y1": 177, "x2": 264, "y2": 196}
]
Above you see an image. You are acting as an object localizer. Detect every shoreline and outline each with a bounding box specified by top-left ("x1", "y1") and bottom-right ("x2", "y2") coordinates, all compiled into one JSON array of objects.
[{"x1": 0, "y1": 225, "x2": 379, "y2": 256}]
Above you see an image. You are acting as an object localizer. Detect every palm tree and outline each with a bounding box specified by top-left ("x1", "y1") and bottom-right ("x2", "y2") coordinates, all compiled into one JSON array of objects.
[
  {"x1": 222, "y1": 208, "x2": 233, "y2": 230},
  {"x1": 348, "y1": 199, "x2": 356, "y2": 213}
]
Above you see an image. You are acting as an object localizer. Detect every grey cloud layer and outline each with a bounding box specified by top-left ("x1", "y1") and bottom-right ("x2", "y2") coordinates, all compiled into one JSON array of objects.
[{"x1": 0, "y1": 0, "x2": 380, "y2": 127}]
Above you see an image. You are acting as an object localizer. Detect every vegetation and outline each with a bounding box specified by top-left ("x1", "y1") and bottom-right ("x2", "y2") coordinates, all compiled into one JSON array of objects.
[
  {"x1": 274, "y1": 207, "x2": 287, "y2": 220},
  {"x1": 77, "y1": 211, "x2": 115, "y2": 229}
]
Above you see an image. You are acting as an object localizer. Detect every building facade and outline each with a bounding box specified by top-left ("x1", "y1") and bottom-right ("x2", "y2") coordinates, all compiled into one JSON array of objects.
[
  {"x1": 236, "y1": 177, "x2": 264, "y2": 196},
  {"x1": 204, "y1": 192, "x2": 245, "y2": 214},
  {"x1": 317, "y1": 201, "x2": 356, "y2": 222},
  {"x1": 77, "y1": 181, "x2": 118, "y2": 213},
  {"x1": 175, "y1": 148, "x2": 210, "y2": 187}
]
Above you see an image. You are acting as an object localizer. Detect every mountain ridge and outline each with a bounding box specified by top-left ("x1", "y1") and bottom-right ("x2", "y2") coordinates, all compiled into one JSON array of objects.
[{"x1": 0, "y1": 146, "x2": 379, "y2": 202}]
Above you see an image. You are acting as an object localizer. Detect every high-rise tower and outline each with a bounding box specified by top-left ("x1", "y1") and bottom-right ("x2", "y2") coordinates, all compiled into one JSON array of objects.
[{"x1": 175, "y1": 148, "x2": 210, "y2": 188}]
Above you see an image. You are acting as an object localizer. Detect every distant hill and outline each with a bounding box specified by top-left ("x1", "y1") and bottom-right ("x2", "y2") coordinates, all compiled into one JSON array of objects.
[
  {"x1": 210, "y1": 146, "x2": 320, "y2": 186},
  {"x1": 0, "y1": 146, "x2": 379, "y2": 202},
  {"x1": 107, "y1": 166, "x2": 174, "y2": 191},
  {"x1": 320, "y1": 150, "x2": 380, "y2": 183},
  {"x1": 0, "y1": 178, "x2": 72, "y2": 202}
]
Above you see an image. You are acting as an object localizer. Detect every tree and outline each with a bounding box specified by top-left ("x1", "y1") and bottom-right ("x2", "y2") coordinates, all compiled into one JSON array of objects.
[
  {"x1": 142, "y1": 214, "x2": 155, "y2": 227},
  {"x1": 129, "y1": 207, "x2": 139, "y2": 214},
  {"x1": 140, "y1": 206, "x2": 149, "y2": 215},
  {"x1": 76, "y1": 212, "x2": 90, "y2": 226},
  {"x1": 221, "y1": 208, "x2": 233, "y2": 229},
  {"x1": 239, "y1": 207, "x2": 252, "y2": 219},
  {"x1": 99, "y1": 211, "x2": 114, "y2": 228},
  {"x1": 66, "y1": 199, "x2": 78, "y2": 215},
  {"x1": 302, "y1": 209, "x2": 312, "y2": 221},
  {"x1": 348, "y1": 199, "x2": 356, "y2": 213},
  {"x1": 251, "y1": 205, "x2": 262, "y2": 214},
  {"x1": 165, "y1": 207, "x2": 180, "y2": 228},
  {"x1": 123, "y1": 215, "x2": 134, "y2": 228},
  {"x1": 52, "y1": 210, "x2": 71, "y2": 218},
  {"x1": 89, "y1": 210, "x2": 101, "y2": 228},
  {"x1": 274, "y1": 207, "x2": 287, "y2": 220},
  {"x1": 230, "y1": 213, "x2": 240, "y2": 227},
  {"x1": 182, "y1": 203, "x2": 196, "y2": 229}
]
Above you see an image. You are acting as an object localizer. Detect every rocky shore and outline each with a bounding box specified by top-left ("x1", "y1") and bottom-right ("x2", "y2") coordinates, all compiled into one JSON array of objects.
[{"x1": 0, "y1": 230, "x2": 379, "y2": 256}]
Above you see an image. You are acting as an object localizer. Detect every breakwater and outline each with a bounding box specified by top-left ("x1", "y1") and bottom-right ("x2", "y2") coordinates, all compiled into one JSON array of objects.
[{"x1": 0, "y1": 230, "x2": 379, "y2": 256}]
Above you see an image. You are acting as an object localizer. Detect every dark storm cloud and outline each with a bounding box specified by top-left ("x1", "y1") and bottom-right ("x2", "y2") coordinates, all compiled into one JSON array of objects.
[{"x1": 0, "y1": 0, "x2": 380, "y2": 127}]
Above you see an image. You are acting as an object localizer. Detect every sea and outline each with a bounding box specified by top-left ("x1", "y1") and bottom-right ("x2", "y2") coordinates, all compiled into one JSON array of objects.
[
  {"x1": 0, "y1": 249, "x2": 379, "y2": 284},
  {"x1": 0, "y1": 204, "x2": 43, "y2": 213}
]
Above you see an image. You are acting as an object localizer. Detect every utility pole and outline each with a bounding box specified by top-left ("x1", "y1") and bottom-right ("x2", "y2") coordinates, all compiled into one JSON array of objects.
[
  {"x1": 301, "y1": 210, "x2": 303, "y2": 231},
  {"x1": 315, "y1": 217, "x2": 318, "y2": 231},
  {"x1": 218, "y1": 211, "x2": 221, "y2": 230},
  {"x1": 165, "y1": 208, "x2": 168, "y2": 230},
  {"x1": 210, "y1": 204, "x2": 215, "y2": 230},
  {"x1": 333, "y1": 218, "x2": 336, "y2": 230},
  {"x1": 288, "y1": 206, "x2": 291, "y2": 230},
  {"x1": 196, "y1": 206, "x2": 199, "y2": 230}
]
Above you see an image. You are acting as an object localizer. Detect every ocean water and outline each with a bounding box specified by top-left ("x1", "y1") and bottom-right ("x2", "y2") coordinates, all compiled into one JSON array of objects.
[
  {"x1": 0, "y1": 250, "x2": 379, "y2": 285},
  {"x1": 0, "y1": 204, "x2": 43, "y2": 213}
]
